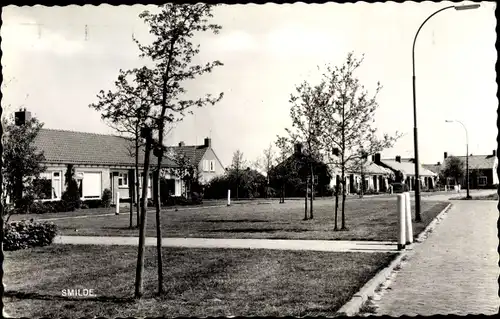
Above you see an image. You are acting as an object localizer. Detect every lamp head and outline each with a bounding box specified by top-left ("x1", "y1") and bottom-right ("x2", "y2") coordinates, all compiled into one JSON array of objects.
[{"x1": 454, "y1": 4, "x2": 480, "y2": 11}]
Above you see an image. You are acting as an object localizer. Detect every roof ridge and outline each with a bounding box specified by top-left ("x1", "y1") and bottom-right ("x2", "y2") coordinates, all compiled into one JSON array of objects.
[{"x1": 40, "y1": 128, "x2": 126, "y2": 139}]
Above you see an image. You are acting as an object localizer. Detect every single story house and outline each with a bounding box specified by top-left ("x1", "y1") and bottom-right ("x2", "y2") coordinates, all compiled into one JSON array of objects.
[
  {"x1": 377, "y1": 155, "x2": 438, "y2": 190},
  {"x1": 32, "y1": 128, "x2": 225, "y2": 204},
  {"x1": 329, "y1": 154, "x2": 394, "y2": 195},
  {"x1": 423, "y1": 151, "x2": 498, "y2": 189}
]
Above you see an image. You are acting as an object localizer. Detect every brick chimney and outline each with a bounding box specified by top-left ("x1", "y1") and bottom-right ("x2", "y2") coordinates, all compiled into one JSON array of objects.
[
  {"x1": 374, "y1": 153, "x2": 381, "y2": 164},
  {"x1": 204, "y1": 138, "x2": 211, "y2": 147},
  {"x1": 178, "y1": 141, "x2": 185, "y2": 147},
  {"x1": 444, "y1": 152, "x2": 448, "y2": 159},
  {"x1": 395, "y1": 156, "x2": 401, "y2": 163},
  {"x1": 14, "y1": 108, "x2": 32, "y2": 126},
  {"x1": 371, "y1": 155, "x2": 375, "y2": 162},
  {"x1": 493, "y1": 150, "x2": 496, "y2": 156},
  {"x1": 294, "y1": 143, "x2": 303, "y2": 156}
]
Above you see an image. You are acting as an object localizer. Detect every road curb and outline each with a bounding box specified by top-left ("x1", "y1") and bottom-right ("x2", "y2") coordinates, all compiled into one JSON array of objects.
[
  {"x1": 335, "y1": 251, "x2": 406, "y2": 316},
  {"x1": 414, "y1": 202, "x2": 452, "y2": 244},
  {"x1": 336, "y1": 202, "x2": 453, "y2": 316}
]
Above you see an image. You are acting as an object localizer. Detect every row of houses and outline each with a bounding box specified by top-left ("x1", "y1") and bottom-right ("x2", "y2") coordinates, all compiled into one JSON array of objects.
[
  {"x1": 328, "y1": 150, "x2": 498, "y2": 194},
  {"x1": 329, "y1": 154, "x2": 439, "y2": 195},
  {"x1": 423, "y1": 151, "x2": 498, "y2": 189},
  {"x1": 32, "y1": 127, "x2": 225, "y2": 205}
]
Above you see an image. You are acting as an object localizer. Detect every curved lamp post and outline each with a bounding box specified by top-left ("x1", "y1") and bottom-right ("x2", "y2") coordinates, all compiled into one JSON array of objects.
[
  {"x1": 445, "y1": 120, "x2": 471, "y2": 199},
  {"x1": 412, "y1": 3, "x2": 480, "y2": 222}
]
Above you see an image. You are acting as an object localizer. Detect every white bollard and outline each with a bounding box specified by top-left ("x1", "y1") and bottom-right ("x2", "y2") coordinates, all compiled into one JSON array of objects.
[
  {"x1": 397, "y1": 194, "x2": 406, "y2": 250},
  {"x1": 227, "y1": 189, "x2": 231, "y2": 206},
  {"x1": 115, "y1": 192, "x2": 120, "y2": 215},
  {"x1": 404, "y1": 192, "x2": 413, "y2": 245}
]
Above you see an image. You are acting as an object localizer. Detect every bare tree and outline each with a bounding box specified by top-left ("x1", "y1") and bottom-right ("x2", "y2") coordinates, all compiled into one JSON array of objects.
[
  {"x1": 275, "y1": 135, "x2": 294, "y2": 203},
  {"x1": 90, "y1": 67, "x2": 155, "y2": 229},
  {"x1": 261, "y1": 144, "x2": 276, "y2": 198},
  {"x1": 283, "y1": 80, "x2": 325, "y2": 220},
  {"x1": 231, "y1": 150, "x2": 246, "y2": 200},
  {"x1": 133, "y1": 3, "x2": 224, "y2": 296},
  {"x1": 317, "y1": 52, "x2": 401, "y2": 230},
  {"x1": 252, "y1": 144, "x2": 276, "y2": 198}
]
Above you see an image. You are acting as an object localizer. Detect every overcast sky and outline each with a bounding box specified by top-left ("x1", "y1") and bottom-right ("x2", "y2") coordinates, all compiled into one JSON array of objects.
[{"x1": 1, "y1": 2, "x2": 497, "y2": 168}]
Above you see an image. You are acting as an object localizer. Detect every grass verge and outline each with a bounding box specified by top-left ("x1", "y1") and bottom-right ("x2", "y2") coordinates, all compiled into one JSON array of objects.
[
  {"x1": 451, "y1": 193, "x2": 498, "y2": 201},
  {"x1": 50, "y1": 199, "x2": 449, "y2": 241},
  {"x1": 4, "y1": 245, "x2": 395, "y2": 317}
]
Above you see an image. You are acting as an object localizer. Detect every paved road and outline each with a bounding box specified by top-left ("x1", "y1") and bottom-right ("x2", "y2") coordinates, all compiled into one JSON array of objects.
[
  {"x1": 372, "y1": 200, "x2": 499, "y2": 315},
  {"x1": 53, "y1": 236, "x2": 399, "y2": 253}
]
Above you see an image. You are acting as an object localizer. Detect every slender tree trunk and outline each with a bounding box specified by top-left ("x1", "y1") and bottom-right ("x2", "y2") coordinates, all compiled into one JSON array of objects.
[
  {"x1": 135, "y1": 135, "x2": 140, "y2": 228},
  {"x1": 341, "y1": 98, "x2": 347, "y2": 230},
  {"x1": 334, "y1": 179, "x2": 339, "y2": 231},
  {"x1": 153, "y1": 75, "x2": 172, "y2": 296},
  {"x1": 129, "y1": 168, "x2": 133, "y2": 229},
  {"x1": 135, "y1": 131, "x2": 152, "y2": 298},
  {"x1": 309, "y1": 164, "x2": 314, "y2": 219},
  {"x1": 304, "y1": 178, "x2": 308, "y2": 220}
]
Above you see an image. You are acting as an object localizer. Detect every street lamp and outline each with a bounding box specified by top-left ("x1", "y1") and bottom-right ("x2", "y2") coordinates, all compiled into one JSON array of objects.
[
  {"x1": 445, "y1": 120, "x2": 471, "y2": 199},
  {"x1": 411, "y1": 3, "x2": 480, "y2": 222}
]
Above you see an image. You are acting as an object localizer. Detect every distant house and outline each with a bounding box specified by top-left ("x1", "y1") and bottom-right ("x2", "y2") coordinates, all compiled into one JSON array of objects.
[
  {"x1": 167, "y1": 138, "x2": 225, "y2": 186},
  {"x1": 329, "y1": 153, "x2": 393, "y2": 195},
  {"x1": 376, "y1": 155, "x2": 438, "y2": 191},
  {"x1": 423, "y1": 151, "x2": 498, "y2": 189},
  {"x1": 33, "y1": 128, "x2": 225, "y2": 204}
]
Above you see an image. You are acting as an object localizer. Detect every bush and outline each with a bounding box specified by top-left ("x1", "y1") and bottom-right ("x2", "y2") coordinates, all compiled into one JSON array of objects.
[
  {"x1": 82, "y1": 199, "x2": 102, "y2": 209},
  {"x1": 29, "y1": 201, "x2": 56, "y2": 214},
  {"x1": 3, "y1": 220, "x2": 58, "y2": 251},
  {"x1": 61, "y1": 191, "x2": 81, "y2": 211},
  {"x1": 102, "y1": 189, "x2": 112, "y2": 208}
]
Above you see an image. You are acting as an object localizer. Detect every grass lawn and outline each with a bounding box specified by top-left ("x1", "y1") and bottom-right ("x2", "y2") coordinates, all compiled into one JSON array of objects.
[
  {"x1": 48, "y1": 198, "x2": 449, "y2": 241},
  {"x1": 8, "y1": 198, "x2": 280, "y2": 222},
  {"x1": 4, "y1": 245, "x2": 396, "y2": 317}
]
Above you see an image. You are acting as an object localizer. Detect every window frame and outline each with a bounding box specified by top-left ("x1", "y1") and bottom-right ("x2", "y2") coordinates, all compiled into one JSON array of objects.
[
  {"x1": 478, "y1": 176, "x2": 487, "y2": 186},
  {"x1": 118, "y1": 172, "x2": 128, "y2": 188}
]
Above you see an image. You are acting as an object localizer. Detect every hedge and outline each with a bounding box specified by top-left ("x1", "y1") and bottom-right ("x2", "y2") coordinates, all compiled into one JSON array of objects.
[{"x1": 3, "y1": 220, "x2": 58, "y2": 251}]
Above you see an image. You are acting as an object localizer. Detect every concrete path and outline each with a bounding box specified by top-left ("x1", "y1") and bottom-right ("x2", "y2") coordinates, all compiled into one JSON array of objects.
[
  {"x1": 372, "y1": 200, "x2": 499, "y2": 315},
  {"x1": 53, "y1": 236, "x2": 399, "y2": 253}
]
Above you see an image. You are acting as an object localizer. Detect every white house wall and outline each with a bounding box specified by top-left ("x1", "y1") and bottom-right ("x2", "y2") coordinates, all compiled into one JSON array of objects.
[
  {"x1": 37, "y1": 164, "x2": 186, "y2": 204},
  {"x1": 198, "y1": 148, "x2": 225, "y2": 184}
]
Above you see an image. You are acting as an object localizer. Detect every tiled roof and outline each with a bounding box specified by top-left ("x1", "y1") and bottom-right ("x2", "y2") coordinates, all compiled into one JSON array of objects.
[
  {"x1": 166, "y1": 145, "x2": 208, "y2": 167},
  {"x1": 445, "y1": 154, "x2": 497, "y2": 170},
  {"x1": 422, "y1": 164, "x2": 442, "y2": 174},
  {"x1": 336, "y1": 162, "x2": 393, "y2": 175},
  {"x1": 355, "y1": 162, "x2": 393, "y2": 175},
  {"x1": 381, "y1": 159, "x2": 437, "y2": 177},
  {"x1": 34, "y1": 129, "x2": 177, "y2": 167}
]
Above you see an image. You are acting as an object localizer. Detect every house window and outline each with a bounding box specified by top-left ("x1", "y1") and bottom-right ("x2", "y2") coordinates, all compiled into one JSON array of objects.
[
  {"x1": 34, "y1": 171, "x2": 62, "y2": 200},
  {"x1": 209, "y1": 160, "x2": 215, "y2": 172},
  {"x1": 203, "y1": 160, "x2": 209, "y2": 172},
  {"x1": 478, "y1": 176, "x2": 487, "y2": 186},
  {"x1": 118, "y1": 172, "x2": 128, "y2": 187},
  {"x1": 33, "y1": 178, "x2": 52, "y2": 200}
]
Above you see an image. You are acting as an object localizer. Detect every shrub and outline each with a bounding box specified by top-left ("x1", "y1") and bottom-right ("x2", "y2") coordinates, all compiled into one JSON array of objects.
[
  {"x1": 82, "y1": 199, "x2": 102, "y2": 209},
  {"x1": 3, "y1": 220, "x2": 58, "y2": 251},
  {"x1": 101, "y1": 189, "x2": 112, "y2": 208},
  {"x1": 29, "y1": 201, "x2": 56, "y2": 214},
  {"x1": 62, "y1": 164, "x2": 81, "y2": 210}
]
